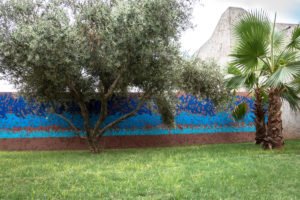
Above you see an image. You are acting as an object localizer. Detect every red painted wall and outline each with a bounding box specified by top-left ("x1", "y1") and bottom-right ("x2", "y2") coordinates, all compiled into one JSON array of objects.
[{"x1": 0, "y1": 132, "x2": 255, "y2": 150}]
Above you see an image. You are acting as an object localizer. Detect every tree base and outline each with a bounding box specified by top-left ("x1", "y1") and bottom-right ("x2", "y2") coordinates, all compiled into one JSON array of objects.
[
  {"x1": 255, "y1": 137, "x2": 265, "y2": 145},
  {"x1": 87, "y1": 137, "x2": 103, "y2": 153},
  {"x1": 262, "y1": 136, "x2": 284, "y2": 149}
]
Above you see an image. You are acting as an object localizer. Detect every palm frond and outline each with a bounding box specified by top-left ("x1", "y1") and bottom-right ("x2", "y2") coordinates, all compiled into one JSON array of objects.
[
  {"x1": 231, "y1": 10, "x2": 271, "y2": 71},
  {"x1": 225, "y1": 71, "x2": 257, "y2": 90},
  {"x1": 287, "y1": 25, "x2": 300, "y2": 50},
  {"x1": 232, "y1": 102, "x2": 248, "y2": 121},
  {"x1": 244, "y1": 72, "x2": 257, "y2": 89},
  {"x1": 227, "y1": 64, "x2": 242, "y2": 75},
  {"x1": 275, "y1": 49, "x2": 299, "y2": 70},
  {"x1": 225, "y1": 75, "x2": 248, "y2": 89},
  {"x1": 234, "y1": 10, "x2": 271, "y2": 42},
  {"x1": 265, "y1": 61, "x2": 300, "y2": 87},
  {"x1": 273, "y1": 30, "x2": 285, "y2": 53},
  {"x1": 289, "y1": 77, "x2": 300, "y2": 93},
  {"x1": 281, "y1": 84, "x2": 300, "y2": 111}
]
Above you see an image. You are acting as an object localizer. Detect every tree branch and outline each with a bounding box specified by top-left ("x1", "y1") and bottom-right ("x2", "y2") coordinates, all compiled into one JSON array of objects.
[
  {"x1": 104, "y1": 72, "x2": 122, "y2": 99},
  {"x1": 53, "y1": 113, "x2": 78, "y2": 131},
  {"x1": 92, "y1": 98, "x2": 108, "y2": 135},
  {"x1": 48, "y1": 101, "x2": 79, "y2": 132},
  {"x1": 98, "y1": 78, "x2": 105, "y2": 96},
  {"x1": 67, "y1": 81, "x2": 91, "y2": 136},
  {"x1": 51, "y1": 113, "x2": 86, "y2": 139},
  {"x1": 96, "y1": 92, "x2": 150, "y2": 137},
  {"x1": 67, "y1": 81, "x2": 81, "y2": 101},
  {"x1": 93, "y1": 71, "x2": 124, "y2": 135}
]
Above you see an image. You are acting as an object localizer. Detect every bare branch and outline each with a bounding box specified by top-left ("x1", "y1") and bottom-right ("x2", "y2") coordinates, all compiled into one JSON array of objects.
[
  {"x1": 53, "y1": 113, "x2": 79, "y2": 131},
  {"x1": 67, "y1": 81, "x2": 81, "y2": 101},
  {"x1": 67, "y1": 81, "x2": 91, "y2": 131},
  {"x1": 96, "y1": 92, "x2": 150, "y2": 137},
  {"x1": 98, "y1": 78, "x2": 105, "y2": 96},
  {"x1": 92, "y1": 98, "x2": 108, "y2": 134},
  {"x1": 52, "y1": 113, "x2": 86, "y2": 139},
  {"x1": 104, "y1": 72, "x2": 122, "y2": 99},
  {"x1": 92, "y1": 71, "x2": 124, "y2": 135}
]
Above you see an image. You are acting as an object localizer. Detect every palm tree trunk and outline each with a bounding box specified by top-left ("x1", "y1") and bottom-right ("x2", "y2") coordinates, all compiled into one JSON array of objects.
[
  {"x1": 254, "y1": 88, "x2": 266, "y2": 144},
  {"x1": 263, "y1": 88, "x2": 284, "y2": 149}
]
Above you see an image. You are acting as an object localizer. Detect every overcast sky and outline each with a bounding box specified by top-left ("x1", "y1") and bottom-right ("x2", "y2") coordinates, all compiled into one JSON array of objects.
[{"x1": 1, "y1": 0, "x2": 300, "y2": 92}]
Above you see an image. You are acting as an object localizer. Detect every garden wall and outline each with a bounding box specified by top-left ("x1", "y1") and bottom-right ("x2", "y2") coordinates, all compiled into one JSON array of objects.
[{"x1": 0, "y1": 92, "x2": 256, "y2": 150}]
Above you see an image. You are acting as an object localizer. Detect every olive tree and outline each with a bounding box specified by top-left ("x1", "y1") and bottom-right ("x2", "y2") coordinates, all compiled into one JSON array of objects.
[
  {"x1": 0, "y1": 0, "x2": 228, "y2": 152},
  {"x1": 180, "y1": 58, "x2": 229, "y2": 106},
  {"x1": 0, "y1": 0, "x2": 195, "y2": 152}
]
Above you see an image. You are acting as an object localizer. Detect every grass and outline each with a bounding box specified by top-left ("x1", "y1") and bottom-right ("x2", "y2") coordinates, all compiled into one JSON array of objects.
[{"x1": 0, "y1": 141, "x2": 300, "y2": 200}]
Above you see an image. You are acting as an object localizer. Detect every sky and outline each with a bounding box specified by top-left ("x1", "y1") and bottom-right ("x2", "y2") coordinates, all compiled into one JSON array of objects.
[
  {"x1": 180, "y1": 0, "x2": 300, "y2": 54},
  {"x1": 1, "y1": 0, "x2": 300, "y2": 92}
]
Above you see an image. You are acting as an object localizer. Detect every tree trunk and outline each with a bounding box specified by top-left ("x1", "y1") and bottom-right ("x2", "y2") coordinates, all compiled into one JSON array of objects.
[
  {"x1": 79, "y1": 104, "x2": 102, "y2": 153},
  {"x1": 87, "y1": 134, "x2": 101, "y2": 153},
  {"x1": 253, "y1": 88, "x2": 266, "y2": 144},
  {"x1": 263, "y1": 88, "x2": 284, "y2": 149},
  {"x1": 77, "y1": 90, "x2": 147, "y2": 153}
]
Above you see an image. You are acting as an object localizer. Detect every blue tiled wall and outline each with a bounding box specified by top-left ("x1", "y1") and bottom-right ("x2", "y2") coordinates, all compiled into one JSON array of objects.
[{"x1": 0, "y1": 93, "x2": 255, "y2": 138}]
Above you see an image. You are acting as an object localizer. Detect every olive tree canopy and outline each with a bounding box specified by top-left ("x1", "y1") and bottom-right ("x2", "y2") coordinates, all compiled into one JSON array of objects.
[
  {"x1": 0, "y1": 0, "x2": 193, "y2": 152},
  {"x1": 0, "y1": 0, "x2": 227, "y2": 152}
]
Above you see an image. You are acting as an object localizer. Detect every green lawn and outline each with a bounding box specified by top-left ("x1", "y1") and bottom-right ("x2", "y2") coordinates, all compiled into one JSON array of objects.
[{"x1": 0, "y1": 141, "x2": 300, "y2": 200}]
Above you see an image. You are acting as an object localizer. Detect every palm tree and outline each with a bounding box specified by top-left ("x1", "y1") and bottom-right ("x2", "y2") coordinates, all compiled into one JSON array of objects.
[
  {"x1": 226, "y1": 64, "x2": 267, "y2": 144},
  {"x1": 230, "y1": 11, "x2": 300, "y2": 149}
]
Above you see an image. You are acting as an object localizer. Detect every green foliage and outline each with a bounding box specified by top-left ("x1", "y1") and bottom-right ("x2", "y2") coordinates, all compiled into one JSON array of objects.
[
  {"x1": 230, "y1": 11, "x2": 271, "y2": 71},
  {"x1": 288, "y1": 25, "x2": 300, "y2": 49},
  {"x1": 265, "y1": 61, "x2": 300, "y2": 88},
  {"x1": 0, "y1": 0, "x2": 193, "y2": 103},
  {"x1": 0, "y1": 0, "x2": 231, "y2": 151},
  {"x1": 229, "y1": 10, "x2": 300, "y2": 111},
  {"x1": 232, "y1": 102, "x2": 248, "y2": 121},
  {"x1": 226, "y1": 64, "x2": 259, "y2": 91},
  {"x1": 155, "y1": 93, "x2": 177, "y2": 128},
  {"x1": 180, "y1": 58, "x2": 229, "y2": 106},
  {"x1": 0, "y1": 0, "x2": 197, "y2": 140}
]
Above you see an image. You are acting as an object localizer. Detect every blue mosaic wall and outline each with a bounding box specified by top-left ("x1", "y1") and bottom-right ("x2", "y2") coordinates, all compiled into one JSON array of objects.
[{"x1": 0, "y1": 93, "x2": 255, "y2": 138}]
